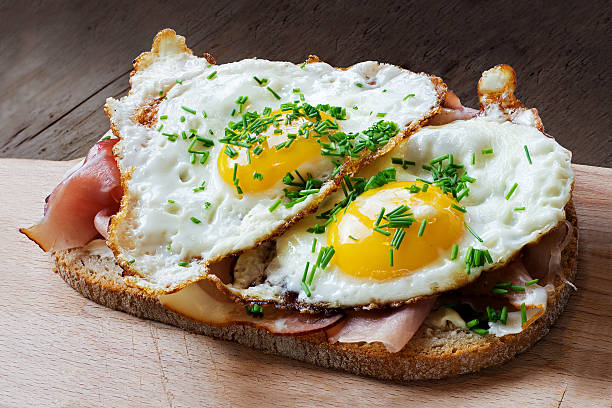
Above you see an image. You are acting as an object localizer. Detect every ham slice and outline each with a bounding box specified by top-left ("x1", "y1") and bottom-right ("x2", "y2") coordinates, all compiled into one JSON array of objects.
[
  {"x1": 20, "y1": 139, "x2": 123, "y2": 251},
  {"x1": 325, "y1": 297, "x2": 437, "y2": 353},
  {"x1": 428, "y1": 90, "x2": 479, "y2": 125},
  {"x1": 160, "y1": 260, "x2": 342, "y2": 335}
]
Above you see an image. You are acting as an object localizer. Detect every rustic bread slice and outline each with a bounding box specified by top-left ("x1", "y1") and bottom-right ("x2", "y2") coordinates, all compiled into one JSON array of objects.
[{"x1": 53, "y1": 202, "x2": 577, "y2": 382}]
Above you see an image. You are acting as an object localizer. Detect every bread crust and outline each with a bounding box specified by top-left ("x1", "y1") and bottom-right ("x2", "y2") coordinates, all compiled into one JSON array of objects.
[{"x1": 53, "y1": 201, "x2": 577, "y2": 382}]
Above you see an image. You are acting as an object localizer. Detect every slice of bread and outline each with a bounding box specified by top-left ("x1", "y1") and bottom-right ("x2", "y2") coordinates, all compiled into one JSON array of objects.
[{"x1": 53, "y1": 201, "x2": 577, "y2": 382}]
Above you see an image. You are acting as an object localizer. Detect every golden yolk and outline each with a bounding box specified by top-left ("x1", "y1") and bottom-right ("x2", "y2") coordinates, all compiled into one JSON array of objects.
[
  {"x1": 327, "y1": 181, "x2": 465, "y2": 280},
  {"x1": 217, "y1": 111, "x2": 336, "y2": 194}
]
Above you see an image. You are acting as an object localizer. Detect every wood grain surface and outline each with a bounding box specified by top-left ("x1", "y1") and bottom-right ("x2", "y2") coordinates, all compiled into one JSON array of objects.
[
  {"x1": 0, "y1": 1, "x2": 610, "y2": 167},
  {"x1": 0, "y1": 158, "x2": 610, "y2": 407}
]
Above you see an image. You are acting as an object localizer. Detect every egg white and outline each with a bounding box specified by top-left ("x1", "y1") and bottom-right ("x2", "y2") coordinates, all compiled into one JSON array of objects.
[
  {"x1": 105, "y1": 35, "x2": 442, "y2": 292},
  {"x1": 228, "y1": 116, "x2": 574, "y2": 308}
]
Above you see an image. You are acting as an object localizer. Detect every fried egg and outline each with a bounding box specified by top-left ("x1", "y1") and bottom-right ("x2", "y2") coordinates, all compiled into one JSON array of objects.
[
  {"x1": 105, "y1": 29, "x2": 444, "y2": 292},
  {"x1": 225, "y1": 115, "x2": 573, "y2": 309}
]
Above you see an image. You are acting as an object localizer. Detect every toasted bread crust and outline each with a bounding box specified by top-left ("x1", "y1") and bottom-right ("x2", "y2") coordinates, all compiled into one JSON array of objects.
[{"x1": 53, "y1": 201, "x2": 577, "y2": 382}]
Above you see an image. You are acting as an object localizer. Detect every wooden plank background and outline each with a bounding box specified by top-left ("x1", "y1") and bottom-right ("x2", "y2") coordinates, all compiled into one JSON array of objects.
[
  {"x1": 1, "y1": 159, "x2": 610, "y2": 407},
  {"x1": 0, "y1": 0, "x2": 610, "y2": 167}
]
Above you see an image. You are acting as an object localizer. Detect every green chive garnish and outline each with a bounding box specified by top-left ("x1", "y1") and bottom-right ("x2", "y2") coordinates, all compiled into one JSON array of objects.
[
  {"x1": 510, "y1": 286, "x2": 526, "y2": 292},
  {"x1": 207, "y1": 70, "x2": 217, "y2": 79},
  {"x1": 520, "y1": 302, "x2": 527, "y2": 325},
  {"x1": 167, "y1": 199, "x2": 175, "y2": 203},
  {"x1": 464, "y1": 222, "x2": 483, "y2": 242},
  {"x1": 514, "y1": 207, "x2": 526, "y2": 211},
  {"x1": 466, "y1": 319, "x2": 479, "y2": 329},
  {"x1": 525, "y1": 278, "x2": 539, "y2": 286},
  {"x1": 355, "y1": 82, "x2": 363, "y2": 88},
  {"x1": 403, "y1": 94, "x2": 415, "y2": 101},
  {"x1": 418, "y1": 219, "x2": 427, "y2": 237},
  {"x1": 190, "y1": 217, "x2": 201, "y2": 224},
  {"x1": 202, "y1": 110, "x2": 208, "y2": 118},
  {"x1": 472, "y1": 328, "x2": 489, "y2": 336},
  {"x1": 452, "y1": 203, "x2": 467, "y2": 213},
  {"x1": 491, "y1": 288, "x2": 509, "y2": 294},
  {"x1": 505, "y1": 183, "x2": 518, "y2": 200},
  {"x1": 128, "y1": 259, "x2": 135, "y2": 264},
  {"x1": 182, "y1": 106, "x2": 196, "y2": 115},
  {"x1": 300, "y1": 61, "x2": 306, "y2": 69},
  {"x1": 292, "y1": 88, "x2": 301, "y2": 93},
  {"x1": 389, "y1": 248, "x2": 394, "y2": 266},
  {"x1": 450, "y1": 244, "x2": 459, "y2": 260},
  {"x1": 301, "y1": 281, "x2": 311, "y2": 297},
  {"x1": 176, "y1": 79, "x2": 182, "y2": 84},
  {"x1": 178, "y1": 262, "x2": 190, "y2": 267},
  {"x1": 482, "y1": 148, "x2": 494, "y2": 154},
  {"x1": 269, "y1": 199, "x2": 281, "y2": 212},
  {"x1": 376, "y1": 112, "x2": 387, "y2": 117},
  {"x1": 160, "y1": 115, "x2": 168, "y2": 120},
  {"x1": 349, "y1": 235, "x2": 358, "y2": 241},
  {"x1": 471, "y1": 152, "x2": 475, "y2": 165},
  {"x1": 311, "y1": 238, "x2": 317, "y2": 253},
  {"x1": 500, "y1": 306, "x2": 508, "y2": 324},
  {"x1": 524, "y1": 145, "x2": 532, "y2": 164},
  {"x1": 266, "y1": 86, "x2": 281, "y2": 100}
]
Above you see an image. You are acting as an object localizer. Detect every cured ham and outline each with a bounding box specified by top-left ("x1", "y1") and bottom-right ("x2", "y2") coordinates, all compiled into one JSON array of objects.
[
  {"x1": 20, "y1": 139, "x2": 123, "y2": 251},
  {"x1": 325, "y1": 297, "x2": 437, "y2": 353},
  {"x1": 160, "y1": 274, "x2": 342, "y2": 335},
  {"x1": 428, "y1": 90, "x2": 479, "y2": 126}
]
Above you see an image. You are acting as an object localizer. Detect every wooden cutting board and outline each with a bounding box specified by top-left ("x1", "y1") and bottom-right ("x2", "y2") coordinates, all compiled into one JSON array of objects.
[{"x1": 1, "y1": 159, "x2": 610, "y2": 407}]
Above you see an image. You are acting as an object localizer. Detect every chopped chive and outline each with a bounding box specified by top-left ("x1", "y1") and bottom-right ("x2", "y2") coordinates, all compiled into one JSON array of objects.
[
  {"x1": 182, "y1": 106, "x2": 196, "y2": 115},
  {"x1": 375, "y1": 207, "x2": 385, "y2": 227},
  {"x1": 464, "y1": 222, "x2": 483, "y2": 242},
  {"x1": 157, "y1": 124, "x2": 163, "y2": 132},
  {"x1": 525, "y1": 278, "x2": 539, "y2": 286},
  {"x1": 514, "y1": 207, "x2": 526, "y2": 211},
  {"x1": 418, "y1": 219, "x2": 427, "y2": 237},
  {"x1": 382, "y1": 89, "x2": 387, "y2": 93},
  {"x1": 471, "y1": 152, "x2": 475, "y2": 165},
  {"x1": 500, "y1": 306, "x2": 508, "y2": 324},
  {"x1": 202, "y1": 110, "x2": 208, "y2": 118},
  {"x1": 510, "y1": 286, "x2": 526, "y2": 292},
  {"x1": 389, "y1": 248, "x2": 394, "y2": 266},
  {"x1": 491, "y1": 288, "x2": 509, "y2": 294},
  {"x1": 466, "y1": 319, "x2": 479, "y2": 329},
  {"x1": 482, "y1": 148, "x2": 494, "y2": 155},
  {"x1": 178, "y1": 262, "x2": 190, "y2": 267},
  {"x1": 391, "y1": 157, "x2": 404, "y2": 165},
  {"x1": 190, "y1": 217, "x2": 201, "y2": 224},
  {"x1": 253, "y1": 171, "x2": 263, "y2": 180},
  {"x1": 430, "y1": 154, "x2": 449, "y2": 164},
  {"x1": 204, "y1": 202, "x2": 212, "y2": 209},
  {"x1": 266, "y1": 86, "x2": 281, "y2": 100},
  {"x1": 483, "y1": 249, "x2": 493, "y2": 263},
  {"x1": 355, "y1": 82, "x2": 363, "y2": 88},
  {"x1": 403, "y1": 94, "x2": 415, "y2": 101},
  {"x1": 524, "y1": 145, "x2": 532, "y2": 164},
  {"x1": 474, "y1": 249, "x2": 482, "y2": 266},
  {"x1": 374, "y1": 227, "x2": 391, "y2": 236},
  {"x1": 128, "y1": 259, "x2": 135, "y2": 264},
  {"x1": 421, "y1": 183, "x2": 429, "y2": 192},
  {"x1": 206, "y1": 70, "x2": 217, "y2": 79},
  {"x1": 472, "y1": 328, "x2": 489, "y2": 336},
  {"x1": 451, "y1": 203, "x2": 467, "y2": 213},
  {"x1": 494, "y1": 281, "x2": 512, "y2": 287},
  {"x1": 301, "y1": 281, "x2": 311, "y2": 297},
  {"x1": 299, "y1": 93, "x2": 305, "y2": 101},
  {"x1": 253, "y1": 76, "x2": 264, "y2": 85},
  {"x1": 176, "y1": 79, "x2": 182, "y2": 84},
  {"x1": 300, "y1": 61, "x2": 306, "y2": 69},
  {"x1": 311, "y1": 238, "x2": 317, "y2": 253},
  {"x1": 348, "y1": 235, "x2": 358, "y2": 241},
  {"x1": 159, "y1": 90, "x2": 164, "y2": 96},
  {"x1": 302, "y1": 262, "x2": 310, "y2": 282},
  {"x1": 160, "y1": 115, "x2": 168, "y2": 120},
  {"x1": 450, "y1": 244, "x2": 459, "y2": 260},
  {"x1": 505, "y1": 183, "x2": 518, "y2": 200},
  {"x1": 520, "y1": 302, "x2": 527, "y2": 325},
  {"x1": 487, "y1": 306, "x2": 497, "y2": 322},
  {"x1": 376, "y1": 112, "x2": 387, "y2": 117},
  {"x1": 292, "y1": 88, "x2": 301, "y2": 93},
  {"x1": 167, "y1": 199, "x2": 175, "y2": 203},
  {"x1": 230, "y1": 108, "x2": 236, "y2": 116},
  {"x1": 180, "y1": 116, "x2": 185, "y2": 122},
  {"x1": 269, "y1": 199, "x2": 282, "y2": 212}
]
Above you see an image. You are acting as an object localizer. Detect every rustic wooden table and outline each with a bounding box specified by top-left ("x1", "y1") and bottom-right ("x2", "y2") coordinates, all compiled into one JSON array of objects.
[{"x1": 0, "y1": 1, "x2": 610, "y2": 167}]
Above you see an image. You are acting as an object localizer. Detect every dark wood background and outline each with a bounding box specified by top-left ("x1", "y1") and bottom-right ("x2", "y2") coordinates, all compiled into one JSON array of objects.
[{"x1": 1, "y1": 0, "x2": 610, "y2": 167}]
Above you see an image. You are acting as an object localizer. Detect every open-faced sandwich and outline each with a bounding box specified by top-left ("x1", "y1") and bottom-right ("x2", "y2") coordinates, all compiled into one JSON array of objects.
[{"x1": 22, "y1": 29, "x2": 576, "y2": 381}]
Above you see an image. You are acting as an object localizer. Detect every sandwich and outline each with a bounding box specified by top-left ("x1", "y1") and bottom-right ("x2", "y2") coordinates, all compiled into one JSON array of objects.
[{"x1": 21, "y1": 29, "x2": 577, "y2": 381}]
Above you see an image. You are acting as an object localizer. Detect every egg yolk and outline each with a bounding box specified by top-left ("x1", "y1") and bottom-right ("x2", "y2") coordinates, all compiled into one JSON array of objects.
[
  {"x1": 327, "y1": 181, "x2": 465, "y2": 280},
  {"x1": 217, "y1": 110, "x2": 337, "y2": 194}
]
